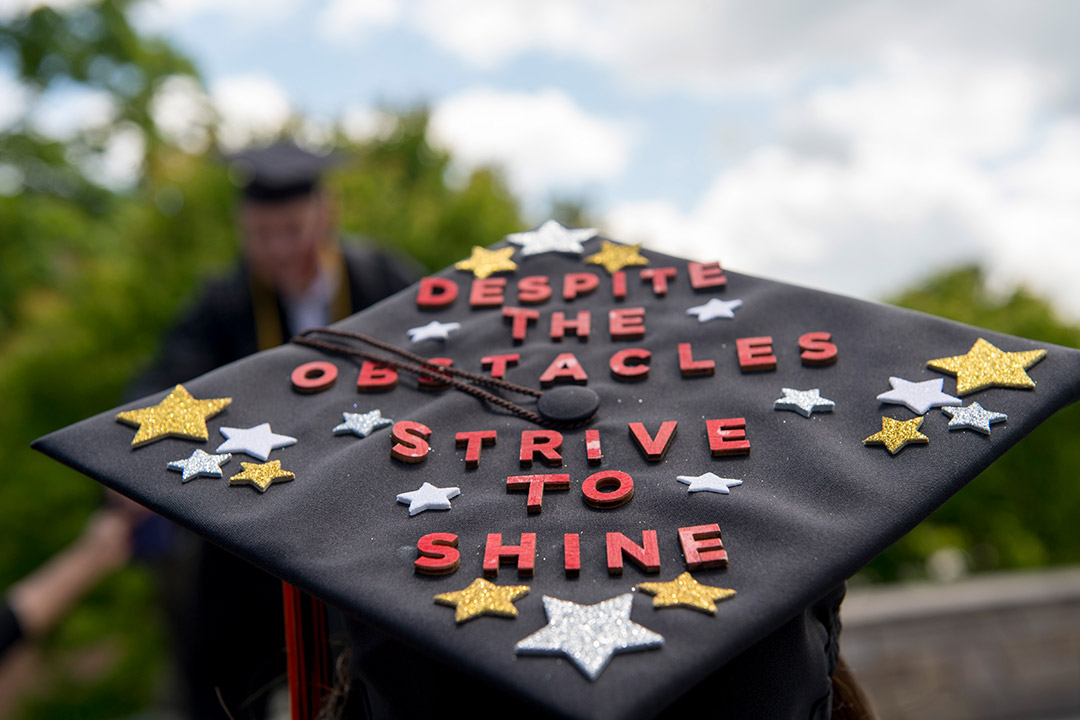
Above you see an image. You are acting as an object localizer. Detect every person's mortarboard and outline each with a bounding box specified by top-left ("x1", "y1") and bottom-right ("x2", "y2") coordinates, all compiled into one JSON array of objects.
[
  {"x1": 33, "y1": 226, "x2": 1080, "y2": 719},
  {"x1": 226, "y1": 141, "x2": 339, "y2": 203}
]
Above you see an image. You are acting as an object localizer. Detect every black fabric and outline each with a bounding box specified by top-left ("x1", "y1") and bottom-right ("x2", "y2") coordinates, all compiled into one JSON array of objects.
[
  {"x1": 34, "y1": 239, "x2": 1080, "y2": 719},
  {"x1": 0, "y1": 601, "x2": 24, "y2": 658},
  {"x1": 344, "y1": 583, "x2": 846, "y2": 720}
]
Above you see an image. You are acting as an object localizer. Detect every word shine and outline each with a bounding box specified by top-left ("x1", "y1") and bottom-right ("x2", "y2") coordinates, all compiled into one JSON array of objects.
[{"x1": 414, "y1": 523, "x2": 729, "y2": 578}]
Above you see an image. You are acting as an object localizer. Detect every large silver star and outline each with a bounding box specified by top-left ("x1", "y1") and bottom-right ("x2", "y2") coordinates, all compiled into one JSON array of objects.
[
  {"x1": 942, "y1": 402, "x2": 1007, "y2": 435},
  {"x1": 515, "y1": 593, "x2": 663, "y2": 680},
  {"x1": 166, "y1": 449, "x2": 231, "y2": 482},
  {"x1": 505, "y1": 220, "x2": 598, "y2": 257},
  {"x1": 396, "y1": 482, "x2": 461, "y2": 516},
  {"x1": 216, "y1": 423, "x2": 297, "y2": 461},
  {"x1": 677, "y1": 472, "x2": 743, "y2": 495},
  {"x1": 773, "y1": 387, "x2": 836, "y2": 418},
  {"x1": 333, "y1": 409, "x2": 393, "y2": 438},
  {"x1": 876, "y1": 376, "x2": 961, "y2": 415},
  {"x1": 686, "y1": 297, "x2": 742, "y2": 322},
  {"x1": 407, "y1": 320, "x2": 461, "y2": 343}
]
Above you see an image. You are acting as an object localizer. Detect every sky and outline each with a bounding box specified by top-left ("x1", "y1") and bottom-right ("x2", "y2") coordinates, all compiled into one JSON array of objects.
[{"x1": 5, "y1": 0, "x2": 1080, "y2": 320}]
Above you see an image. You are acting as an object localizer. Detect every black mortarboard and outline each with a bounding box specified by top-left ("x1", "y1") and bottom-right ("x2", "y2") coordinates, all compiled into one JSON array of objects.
[
  {"x1": 32, "y1": 224, "x2": 1080, "y2": 719},
  {"x1": 226, "y1": 140, "x2": 339, "y2": 203}
]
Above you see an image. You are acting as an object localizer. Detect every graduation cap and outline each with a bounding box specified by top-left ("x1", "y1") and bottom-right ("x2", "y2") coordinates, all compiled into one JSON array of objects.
[
  {"x1": 32, "y1": 223, "x2": 1080, "y2": 719},
  {"x1": 225, "y1": 140, "x2": 340, "y2": 203}
]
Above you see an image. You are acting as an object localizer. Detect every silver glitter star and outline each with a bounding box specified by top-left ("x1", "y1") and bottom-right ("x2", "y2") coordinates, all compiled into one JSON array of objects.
[
  {"x1": 942, "y1": 402, "x2": 1007, "y2": 435},
  {"x1": 876, "y1": 376, "x2": 961, "y2": 415},
  {"x1": 396, "y1": 482, "x2": 461, "y2": 516},
  {"x1": 333, "y1": 409, "x2": 393, "y2": 438},
  {"x1": 166, "y1": 449, "x2": 231, "y2": 482},
  {"x1": 407, "y1": 320, "x2": 461, "y2": 343},
  {"x1": 677, "y1": 472, "x2": 743, "y2": 495},
  {"x1": 515, "y1": 593, "x2": 663, "y2": 680},
  {"x1": 216, "y1": 423, "x2": 297, "y2": 461},
  {"x1": 505, "y1": 220, "x2": 598, "y2": 257},
  {"x1": 686, "y1": 297, "x2": 743, "y2": 322},
  {"x1": 773, "y1": 387, "x2": 836, "y2": 418}
]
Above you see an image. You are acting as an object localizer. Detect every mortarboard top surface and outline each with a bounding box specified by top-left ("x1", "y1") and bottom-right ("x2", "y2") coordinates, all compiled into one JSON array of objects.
[
  {"x1": 33, "y1": 228, "x2": 1080, "y2": 719},
  {"x1": 225, "y1": 140, "x2": 340, "y2": 202}
]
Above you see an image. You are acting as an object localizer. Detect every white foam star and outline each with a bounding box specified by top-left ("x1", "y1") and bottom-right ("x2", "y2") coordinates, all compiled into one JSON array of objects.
[
  {"x1": 396, "y1": 482, "x2": 461, "y2": 516},
  {"x1": 333, "y1": 409, "x2": 393, "y2": 438},
  {"x1": 505, "y1": 220, "x2": 598, "y2": 256},
  {"x1": 686, "y1": 298, "x2": 742, "y2": 322},
  {"x1": 515, "y1": 594, "x2": 663, "y2": 680},
  {"x1": 876, "y1": 377, "x2": 961, "y2": 415},
  {"x1": 773, "y1": 388, "x2": 836, "y2": 418},
  {"x1": 216, "y1": 423, "x2": 297, "y2": 461},
  {"x1": 166, "y1": 449, "x2": 231, "y2": 482},
  {"x1": 676, "y1": 472, "x2": 743, "y2": 495},
  {"x1": 942, "y1": 402, "x2": 1007, "y2": 435},
  {"x1": 407, "y1": 320, "x2": 461, "y2": 343}
]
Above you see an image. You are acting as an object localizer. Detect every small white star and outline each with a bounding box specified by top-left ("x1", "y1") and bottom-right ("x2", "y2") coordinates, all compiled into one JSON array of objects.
[
  {"x1": 333, "y1": 409, "x2": 393, "y2": 438},
  {"x1": 686, "y1": 298, "x2": 743, "y2": 322},
  {"x1": 942, "y1": 402, "x2": 1007, "y2": 435},
  {"x1": 773, "y1": 387, "x2": 836, "y2": 418},
  {"x1": 166, "y1": 449, "x2": 231, "y2": 482},
  {"x1": 216, "y1": 423, "x2": 297, "y2": 461},
  {"x1": 407, "y1": 320, "x2": 461, "y2": 343},
  {"x1": 876, "y1": 376, "x2": 961, "y2": 415},
  {"x1": 396, "y1": 482, "x2": 461, "y2": 516},
  {"x1": 515, "y1": 593, "x2": 663, "y2": 680},
  {"x1": 505, "y1": 220, "x2": 598, "y2": 256},
  {"x1": 676, "y1": 472, "x2": 743, "y2": 495}
]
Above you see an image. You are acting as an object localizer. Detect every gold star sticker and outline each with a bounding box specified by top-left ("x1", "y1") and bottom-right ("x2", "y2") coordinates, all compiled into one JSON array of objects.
[
  {"x1": 584, "y1": 241, "x2": 649, "y2": 274},
  {"x1": 454, "y1": 246, "x2": 518, "y2": 279},
  {"x1": 863, "y1": 416, "x2": 929, "y2": 455},
  {"x1": 116, "y1": 384, "x2": 231, "y2": 448},
  {"x1": 433, "y1": 577, "x2": 530, "y2": 623},
  {"x1": 927, "y1": 338, "x2": 1047, "y2": 396},
  {"x1": 228, "y1": 460, "x2": 295, "y2": 493},
  {"x1": 636, "y1": 572, "x2": 735, "y2": 615}
]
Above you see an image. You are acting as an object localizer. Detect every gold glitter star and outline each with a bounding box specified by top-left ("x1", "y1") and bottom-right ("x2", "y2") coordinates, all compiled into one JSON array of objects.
[
  {"x1": 584, "y1": 241, "x2": 649, "y2": 274},
  {"x1": 927, "y1": 338, "x2": 1047, "y2": 396},
  {"x1": 116, "y1": 384, "x2": 231, "y2": 448},
  {"x1": 863, "y1": 416, "x2": 929, "y2": 455},
  {"x1": 636, "y1": 572, "x2": 735, "y2": 615},
  {"x1": 434, "y1": 577, "x2": 530, "y2": 623},
  {"x1": 454, "y1": 246, "x2": 518, "y2": 279},
  {"x1": 228, "y1": 460, "x2": 295, "y2": 493}
]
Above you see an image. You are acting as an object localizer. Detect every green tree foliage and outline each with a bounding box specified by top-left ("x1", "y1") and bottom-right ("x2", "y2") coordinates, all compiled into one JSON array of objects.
[
  {"x1": 0, "y1": 3, "x2": 524, "y2": 717},
  {"x1": 862, "y1": 267, "x2": 1080, "y2": 582}
]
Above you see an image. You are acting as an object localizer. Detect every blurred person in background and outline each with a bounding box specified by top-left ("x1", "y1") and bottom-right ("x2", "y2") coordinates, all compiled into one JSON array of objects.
[{"x1": 131, "y1": 140, "x2": 419, "y2": 719}]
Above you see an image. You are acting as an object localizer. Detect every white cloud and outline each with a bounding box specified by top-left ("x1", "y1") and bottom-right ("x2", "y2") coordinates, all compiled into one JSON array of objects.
[
  {"x1": 0, "y1": 0, "x2": 86, "y2": 22},
  {"x1": 29, "y1": 84, "x2": 116, "y2": 140},
  {"x1": 0, "y1": 69, "x2": 29, "y2": 132},
  {"x1": 210, "y1": 74, "x2": 292, "y2": 151},
  {"x1": 131, "y1": 0, "x2": 300, "y2": 32},
  {"x1": 428, "y1": 87, "x2": 633, "y2": 199},
  {"x1": 316, "y1": 0, "x2": 399, "y2": 43},
  {"x1": 80, "y1": 122, "x2": 146, "y2": 190},
  {"x1": 150, "y1": 74, "x2": 214, "y2": 154},
  {"x1": 340, "y1": 105, "x2": 397, "y2": 143},
  {"x1": 604, "y1": 54, "x2": 1080, "y2": 318}
]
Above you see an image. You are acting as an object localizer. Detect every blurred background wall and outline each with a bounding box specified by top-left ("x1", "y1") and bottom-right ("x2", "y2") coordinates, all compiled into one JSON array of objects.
[{"x1": 0, "y1": 1, "x2": 1078, "y2": 717}]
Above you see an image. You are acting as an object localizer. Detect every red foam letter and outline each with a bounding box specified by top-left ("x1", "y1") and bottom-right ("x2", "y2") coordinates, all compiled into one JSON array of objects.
[
  {"x1": 455, "y1": 430, "x2": 496, "y2": 469},
  {"x1": 415, "y1": 532, "x2": 459, "y2": 575},
  {"x1": 606, "y1": 530, "x2": 661, "y2": 574},
  {"x1": 506, "y1": 473, "x2": 570, "y2": 513},
  {"x1": 520, "y1": 430, "x2": 564, "y2": 467},
  {"x1": 705, "y1": 417, "x2": 750, "y2": 457},
  {"x1": 736, "y1": 336, "x2": 777, "y2": 372},
  {"x1": 799, "y1": 331, "x2": 838, "y2": 366},
  {"x1": 483, "y1": 533, "x2": 536, "y2": 577},
  {"x1": 678, "y1": 524, "x2": 728, "y2": 570},
  {"x1": 416, "y1": 277, "x2": 458, "y2": 309},
  {"x1": 391, "y1": 421, "x2": 431, "y2": 463}
]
